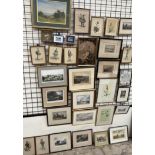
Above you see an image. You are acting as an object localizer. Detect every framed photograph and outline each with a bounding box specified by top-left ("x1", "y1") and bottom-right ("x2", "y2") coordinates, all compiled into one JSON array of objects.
[
  {"x1": 72, "y1": 130, "x2": 92, "y2": 148},
  {"x1": 64, "y1": 47, "x2": 77, "y2": 65},
  {"x1": 98, "y1": 38, "x2": 122, "y2": 59},
  {"x1": 121, "y1": 47, "x2": 132, "y2": 63},
  {"x1": 109, "y1": 126, "x2": 128, "y2": 144},
  {"x1": 73, "y1": 109, "x2": 97, "y2": 125},
  {"x1": 38, "y1": 66, "x2": 67, "y2": 87},
  {"x1": 23, "y1": 137, "x2": 35, "y2": 155},
  {"x1": 48, "y1": 46, "x2": 62, "y2": 64},
  {"x1": 119, "y1": 18, "x2": 132, "y2": 35},
  {"x1": 74, "y1": 9, "x2": 90, "y2": 34},
  {"x1": 49, "y1": 132, "x2": 71, "y2": 153},
  {"x1": 94, "y1": 131, "x2": 109, "y2": 147},
  {"x1": 96, "y1": 105, "x2": 115, "y2": 126},
  {"x1": 53, "y1": 35, "x2": 64, "y2": 44},
  {"x1": 66, "y1": 35, "x2": 75, "y2": 44},
  {"x1": 97, "y1": 79, "x2": 117, "y2": 103},
  {"x1": 47, "y1": 107, "x2": 71, "y2": 126},
  {"x1": 119, "y1": 69, "x2": 132, "y2": 86},
  {"x1": 31, "y1": 0, "x2": 71, "y2": 29},
  {"x1": 69, "y1": 67, "x2": 95, "y2": 91},
  {"x1": 30, "y1": 46, "x2": 46, "y2": 65},
  {"x1": 105, "y1": 18, "x2": 119, "y2": 36},
  {"x1": 42, "y1": 86, "x2": 67, "y2": 108},
  {"x1": 97, "y1": 60, "x2": 120, "y2": 78},
  {"x1": 115, "y1": 106, "x2": 130, "y2": 114},
  {"x1": 41, "y1": 30, "x2": 52, "y2": 42},
  {"x1": 35, "y1": 135, "x2": 49, "y2": 155},
  {"x1": 78, "y1": 38, "x2": 98, "y2": 65},
  {"x1": 90, "y1": 17, "x2": 105, "y2": 37},
  {"x1": 117, "y1": 87, "x2": 130, "y2": 102}
]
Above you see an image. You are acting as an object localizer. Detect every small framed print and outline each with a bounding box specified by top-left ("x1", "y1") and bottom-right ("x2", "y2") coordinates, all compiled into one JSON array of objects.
[
  {"x1": 30, "y1": 46, "x2": 46, "y2": 65},
  {"x1": 98, "y1": 38, "x2": 122, "y2": 59},
  {"x1": 72, "y1": 130, "x2": 92, "y2": 148},
  {"x1": 117, "y1": 87, "x2": 130, "y2": 102},
  {"x1": 119, "y1": 19, "x2": 132, "y2": 35},
  {"x1": 64, "y1": 47, "x2": 77, "y2": 65},
  {"x1": 97, "y1": 79, "x2": 117, "y2": 103},
  {"x1": 42, "y1": 87, "x2": 67, "y2": 108},
  {"x1": 109, "y1": 126, "x2": 128, "y2": 144},
  {"x1": 69, "y1": 67, "x2": 95, "y2": 91},
  {"x1": 105, "y1": 18, "x2": 119, "y2": 36},
  {"x1": 115, "y1": 106, "x2": 130, "y2": 114},
  {"x1": 53, "y1": 35, "x2": 64, "y2": 44},
  {"x1": 48, "y1": 46, "x2": 62, "y2": 64},
  {"x1": 96, "y1": 105, "x2": 115, "y2": 126},
  {"x1": 66, "y1": 35, "x2": 75, "y2": 44},
  {"x1": 73, "y1": 109, "x2": 97, "y2": 125},
  {"x1": 97, "y1": 60, "x2": 120, "y2": 78},
  {"x1": 38, "y1": 66, "x2": 67, "y2": 88},
  {"x1": 121, "y1": 47, "x2": 132, "y2": 63},
  {"x1": 35, "y1": 135, "x2": 49, "y2": 155},
  {"x1": 23, "y1": 137, "x2": 35, "y2": 155},
  {"x1": 41, "y1": 30, "x2": 52, "y2": 42},
  {"x1": 49, "y1": 132, "x2": 71, "y2": 153},
  {"x1": 74, "y1": 9, "x2": 90, "y2": 34}
]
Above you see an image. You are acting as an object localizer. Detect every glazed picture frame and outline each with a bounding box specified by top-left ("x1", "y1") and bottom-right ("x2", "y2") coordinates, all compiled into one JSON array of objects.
[
  {"x1": 115, "y1": 106, "x2": 130, "y2": 114},
  {"x1": 23, "y1": 137, "x2": 35, "y2": 155},
  {"x1": 41, "y1": 30, "x2": 52, "y2": 42},
  {"x1": 121, "y1": 47, "x2": 132, "y2": 63},
  {"x1": 66, "y1": 35, "x2": 75, "y2": 44},
  {"x1": 117, "y1": 87, "x2": 130, "y2": 102},
  {"x1": 119, "y1": 18, "x2": 132, "y2": 35}
]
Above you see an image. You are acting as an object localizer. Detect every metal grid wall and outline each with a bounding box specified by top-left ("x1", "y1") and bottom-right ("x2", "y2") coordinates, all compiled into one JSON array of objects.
[{"x1": 23, "y1": 0, "x2": 132, "y2": 116}]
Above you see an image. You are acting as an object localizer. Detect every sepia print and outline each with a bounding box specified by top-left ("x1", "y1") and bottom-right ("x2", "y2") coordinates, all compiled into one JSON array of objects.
[
  {"x1": 76, "y1": 113, "x2": 93, "y2": 122},
  {"x1": 47, "y1": 90, "x2": 63, "y2": 102},
  {"x1": 23, "y1": 138, "x2": 35, "y2": 155},
  {"x1": 121, "y1": 47, "x2": 132, "y2": 63},
  {"x1": 77, "y1": 134, "x2": 88, "y2": 143},
  {"x1": 119, "y1": 19, "x2": 132, "y2": 35},
  {"x1": 53, "y1": 111, "x2": 67, "y2": 120}
]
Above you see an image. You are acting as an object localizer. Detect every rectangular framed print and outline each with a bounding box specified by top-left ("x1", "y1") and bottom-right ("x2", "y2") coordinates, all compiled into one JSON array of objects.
[
  {"x1": 119, "y1": 69, "x2": 132, "y2": 86},
  {"x1": 115, "y1": 106, "x2": 130, "y2": 114},
  {"x1": 121, "y1": 47, "x2": 132, "y2": 63},
  {"x1": 23, "y1": 137, "x2": 35, "y2": 155},
  {"x1": 66, "y1": 35, "x2": 75, "y2": 44},
  {"x1": 119, "y1": 18, "x2": 132, "y2": 35},
  {"x1": 41, "y1": 30, "x2": 52, "y2": 42},
  {"x1": 117, "y1": 87, "x2": 130, "y2": 102}
]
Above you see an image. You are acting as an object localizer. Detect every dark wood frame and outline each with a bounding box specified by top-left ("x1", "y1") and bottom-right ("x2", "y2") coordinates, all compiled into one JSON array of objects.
[
  {"x1": 66, "y1": 35, "x2": 76, "y2": 44},
  {"x1": 114, "y1": 105, "x2": 130, "y2": 114},
  {"x1": 121, "y1": 47, "x2": 132, "y2": 64}
]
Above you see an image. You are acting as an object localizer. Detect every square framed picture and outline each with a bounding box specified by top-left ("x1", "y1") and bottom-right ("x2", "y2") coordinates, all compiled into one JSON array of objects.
[
  {"x1": 97, "y1": 60, "x2": 120, "y2": 78},
  {"x1": 69, "y1": 67, "x2": 95, "y2": 91},
  {"x1": 48, "y1": 46, "x2": 62, "y2": 64},
  {"x1": 73, "y1": 109, "x2": 97, "y2": 125},
  {"x1": 121, "y1": 47, "x2": 132, "y2": 63},
  {"x1": 109, "y1": 126, "x2": 128, "y2": 144},
  {"x1": 74, "y1": 9, "x2": 90, "y2": 34},
  {"x1": 119, "y1": 18, "x2": 132, "y2": 35},
  {"x1": 30, "y1": 46, "x2": 46, "y2": 65},
  {"x1": 96, "y1": 105, "x2": 115, "y2": 126},
  {"x1": 53, "y1": 35, "x2": 64, "y2": 44},
  {"x1": 38, "y1": 66, "x2": 67, "y2": 88},
  {"x1": 98, "y1": 38, "x2": 122, "y2": 59},
  {"x1": 64, "y1": 47, "x2": 77, "y2": 65},
  {"x1": 115, "y1": 106, "x2": 130, "y2": 114},
  {"x1": 49, "y1": 132, "x2": 71, "y2": 153},
  {"x1": 41, "y1": 30, "x2": 52, "y2": 42},
  {"x1": 35, "y1": 135, "x2": 49, "y2": 155},
  {"x1": 105, "y1": 18, "x2": 119, "y2": 36},
  {"x1": 117, "y1": 87, "x2": 130, "y2": 102},
  {"x1": 78, "y1": 38, "x2": 98, "y2": 65},
  {"x1": 90, "y1": 17, "x2": 105, "y2": 37},
  {"x1": 23, "y1": 137, "x2": 35, "y2": 155},
  {"x1": 42, "y1": 87, "x2": 67, "y2": 108},
  {"x1": 97, "y1": 79, "x2": 117, "y2": 103},
  {"x1": 66, "y1": 35, "x2": 75, "y2": 44},
  {"x1": 31, "y1": 0, "x2": 71, "y2": 29},
  {"x1": 72, "y1": 130, "x2": 92, "y2": 148}
]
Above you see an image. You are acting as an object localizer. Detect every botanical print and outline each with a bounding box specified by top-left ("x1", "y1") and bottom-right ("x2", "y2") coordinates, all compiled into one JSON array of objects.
[
  {"x1": 119, "y1": 19, "x2": 132, "y2": 35},
  {"x1": 94, "y1": 132, "x2": 109, "y2": 146},
  {"x1": 23, "y1": 138, "x2": 35, "y2": 155},
  {"x1": 117, "y1": 87, "x2": 130, "y2": 102},
  {"x1": 64, "y1": 48, "x2": 77, "y2": 64},
  {"x1": 119, "y1": 69, "x2": 132, "y2": 86},
  {"x1": 121, "y1": 47, "x2": 132, "y2": 63}
]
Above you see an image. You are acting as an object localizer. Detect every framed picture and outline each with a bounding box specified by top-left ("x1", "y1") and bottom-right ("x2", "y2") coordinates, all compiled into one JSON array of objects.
[
  {"x1": 42, "y1": 87, "x2": 67, "y2": 108},
  {"x1": 98, "y1": 38, "x2": 122, "y2": 59},
  {"x1": 47, "y1": 107, "x2": 71, "y2": 126},
  {"x1": 121, "y1": 47, "x2": 132, "y2": 63},
  {"x1": 31, "y1": 0, "x2": 71, "y2": 29},
  {"x1": 119, "y1": 18, "x2": 132, "y2": 35},
  {"x1": 72, "y1": 90, "x2": 95, "y2": 110},
  {"x1": 35, "y1": 135, "x2": 49, "y2": 155},
  {"x1": 41, "y1": 30, "x2": 52, "y2": 42},
  {"x1": 117, "y1": 87, "x2": 130, "y2": 102},
  {"x1": 66, "y1": 35, "x2": 75, "y2": 44},
  {"x1": 78, "y1": 38, "x2": 98, "y2": 65},
  {"x1": 94, "y1": 131, "x2": 109, "y2": 147},
  {"x1": 119, "y1": 69, "x2": 132, "y2": 86},
  {"x1": 69, "y1": 67, "x2": 95, "y2": 91},
  {"x1": 64, "y1": 47, "x2": 77, "y2": 65},
  {"x1": 73, "y1": 109, "x2": 97, "y2": 125},
  {"x1": 109, "y1": 126, "x2": 128, "y2": 144},
  {"x1": 97, "y1": 79, "x2": 117, "y2": 103},
  {"x1": 23, "y1": 137, "x2": 35, "y2": 155},
  {"x1": 30, "y1": 46, "x2": 46, "y2": 65},
  {"x1": 48, "y1": 46, "x2": 62, "y2": 64},
  {"x1": 90, "y1": 17, "x2": 105, "y2": 37},
  {"x1": 72, "y1": 130, "x2": 92, "y2": 148},
  {"x1": 53, "y1": 35, "x2": 64, "y2": 44},
  {"x1": 74, "y1": 9, "x2": 90, "y2": 34},
  {"x1": 115, "y1": 106, "x2": 130, "y2": 114},
  {"x1": 96, "y1": 105, "x2": 115, "y2": 126},
  {"x1": 38, "y1": 66, "x2": 67, "y2": 88},
  {"x1": 97, "y1": 60, "x2": 120, "y2": 78},
  {"x1": 105, "y1": 18, "x2": 119, "y2": 36},
  {"x1": 49, "y1": 132, "x2": 71, "y2": 153}
]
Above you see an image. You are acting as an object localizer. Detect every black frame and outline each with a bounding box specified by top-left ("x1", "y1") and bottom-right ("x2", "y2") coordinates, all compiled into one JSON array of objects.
[
  {"x1": 66, "y1": 35, "x2": 76, "y2": 44},
  {"x1": 115, "y1": 105, "x2": 130, "y2": 114}
]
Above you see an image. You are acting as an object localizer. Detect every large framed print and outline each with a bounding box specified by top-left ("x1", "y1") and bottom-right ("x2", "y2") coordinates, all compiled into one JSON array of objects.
[
  {"x1": 31, "y1": 0, "x2": 71, "y2": 29},
  {"x1": 23, "y1": 137, "x2": 35, "y2": 155},
  {"x1": 119, "y1": 18, "x2": 132, "y2": 35},
  {"x1": 115, "y1": 106, "x2": 130, "y2": 114},
  {"x1": 117, "y1": 87, "x2": 130, "y2": 102},
  {"x1": 69, "y1": 67, "x2": 95, "y2": 91},
  {"x1": 38, "y1": 66, "x2": 67, "y2": 87},
  {"x1": 109, "y1": 126, "x2": 128, "y2": 144},
  {"x1": 98, "y1": 39, "x2": 122, "y2": 59},
  {"x1": 121, "y1": 47, "x2": 132, "y2": 64},
  {"x1": 47, "y1": 107, "x2": 71, "y2": 126}
]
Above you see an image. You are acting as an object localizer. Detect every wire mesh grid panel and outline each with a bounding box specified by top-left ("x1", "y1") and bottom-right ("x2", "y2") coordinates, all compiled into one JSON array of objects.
[{"x1": 23, "y1": 0, "x2": 132, "y2": 116}]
